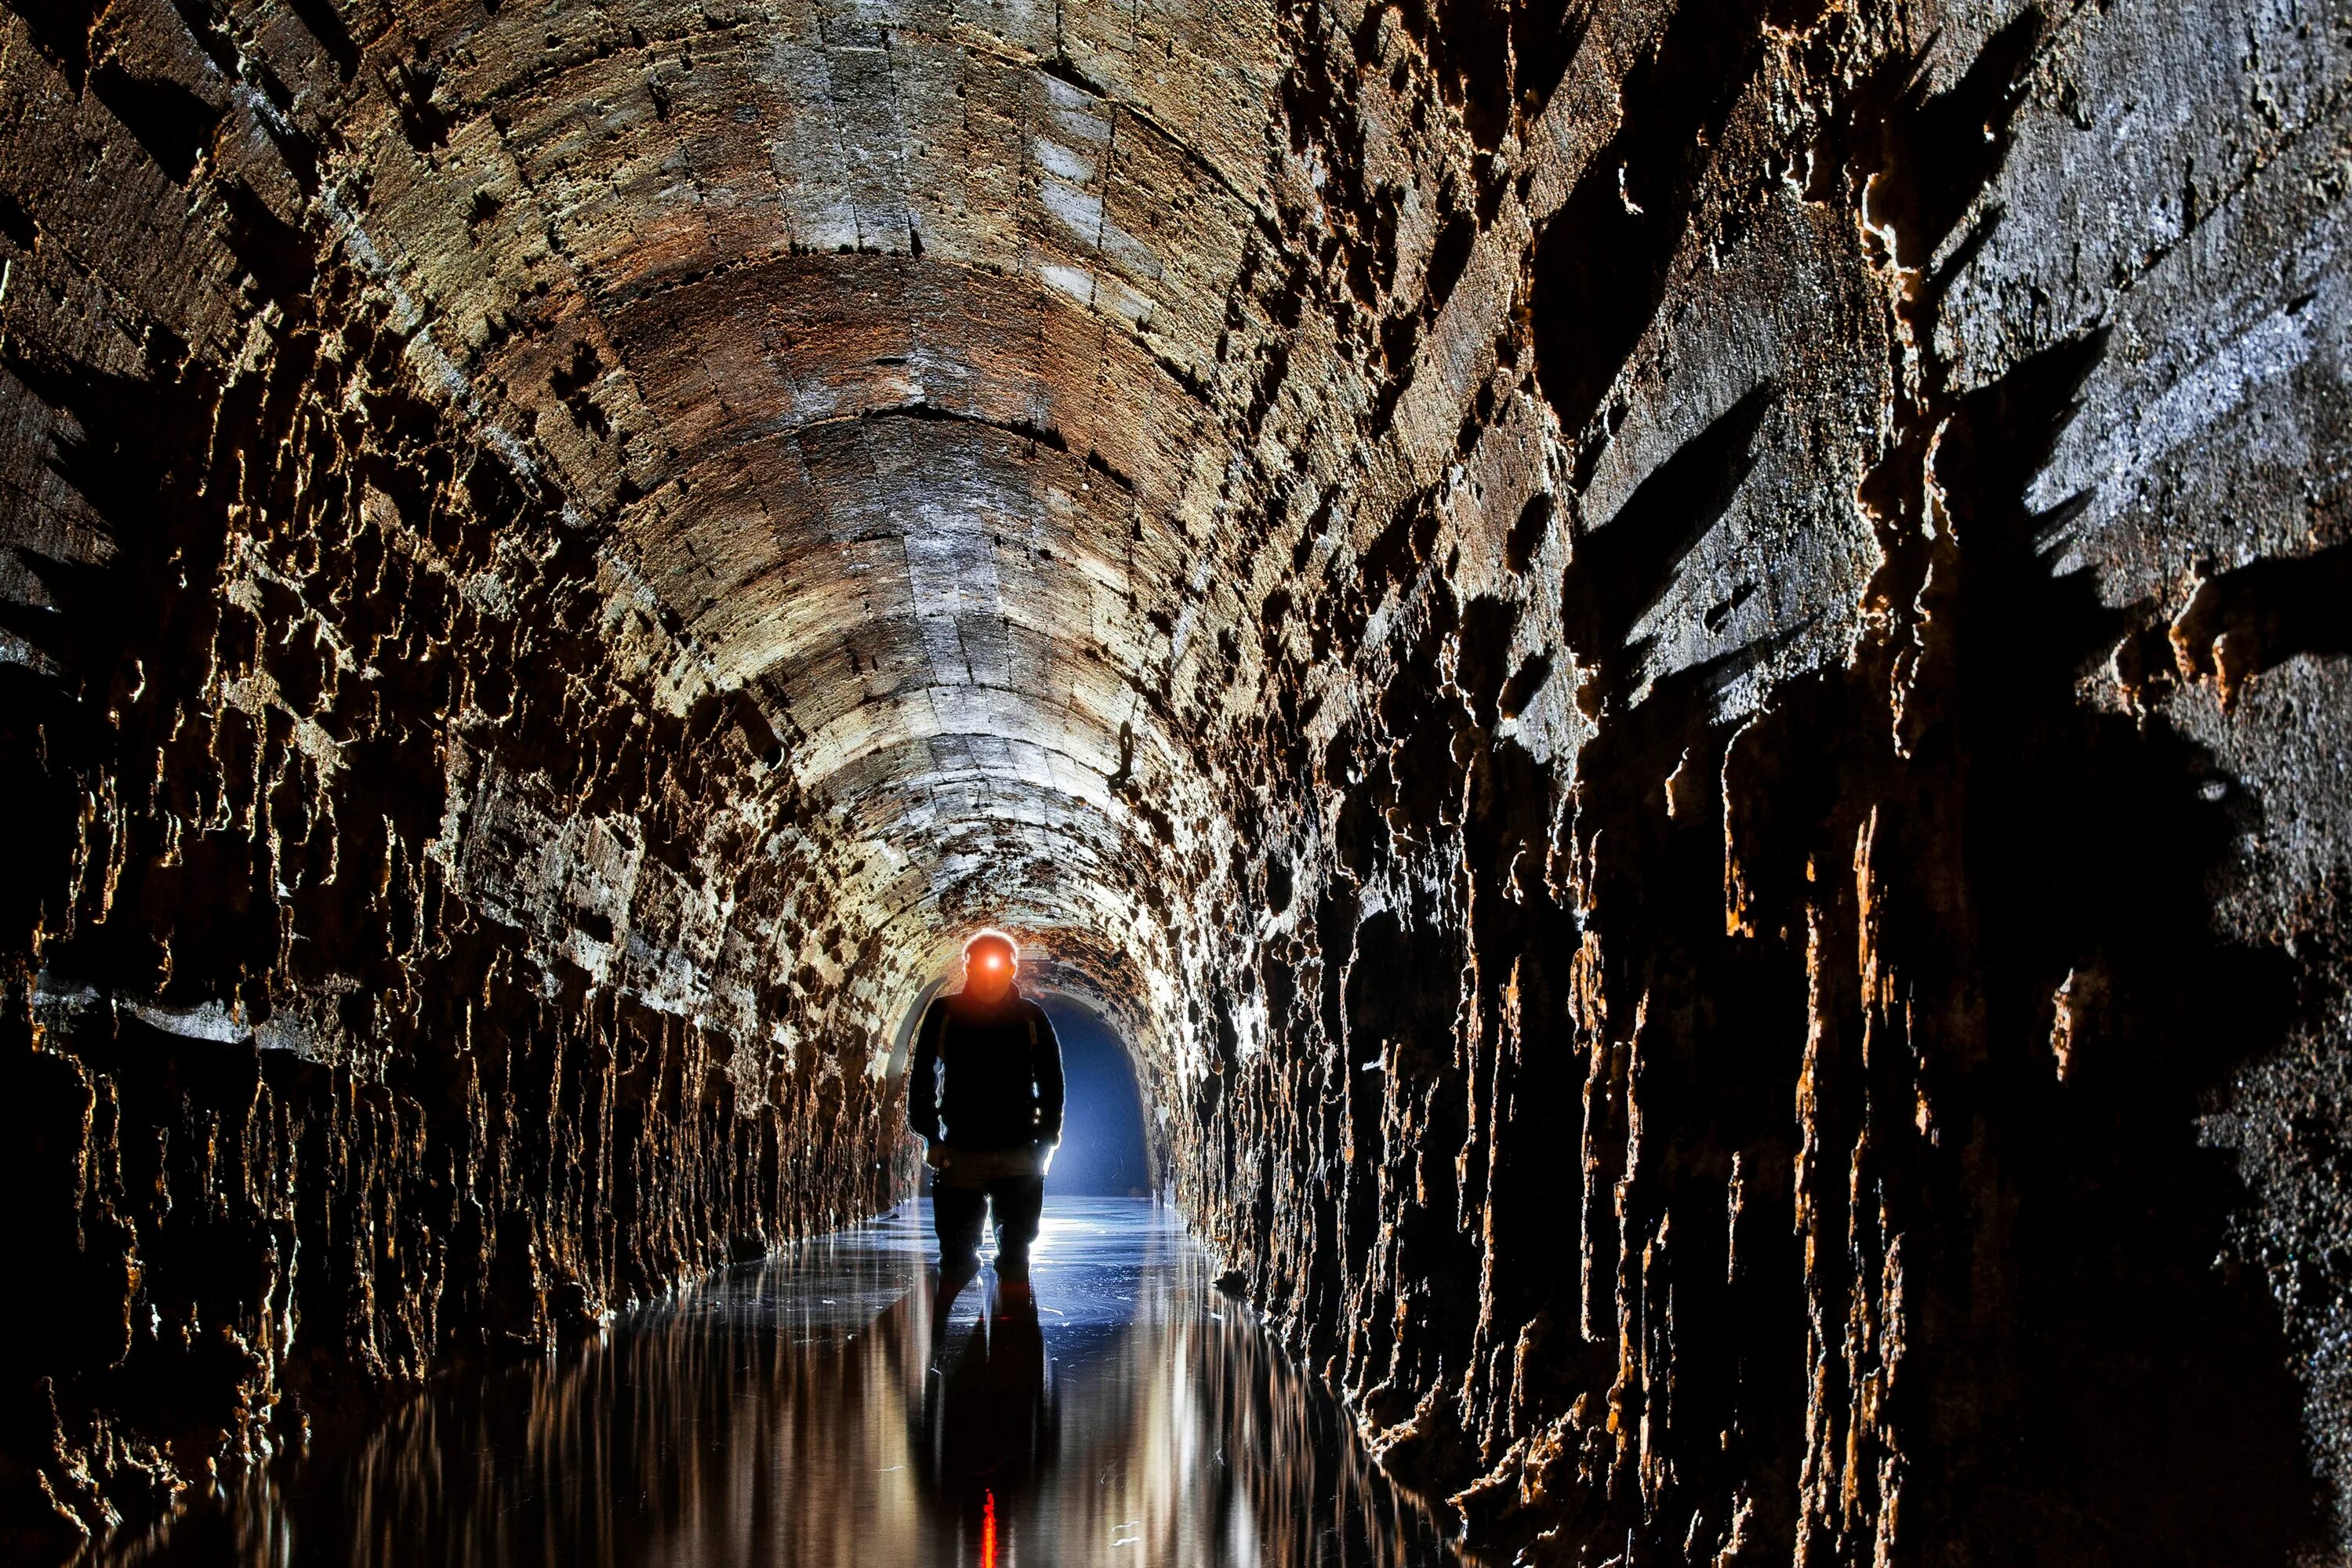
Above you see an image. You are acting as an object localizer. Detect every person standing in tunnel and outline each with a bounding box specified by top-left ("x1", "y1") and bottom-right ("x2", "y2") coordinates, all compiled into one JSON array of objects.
[{"x1": 907, "y1": 931, "x2": 1064, "y2": 1291}]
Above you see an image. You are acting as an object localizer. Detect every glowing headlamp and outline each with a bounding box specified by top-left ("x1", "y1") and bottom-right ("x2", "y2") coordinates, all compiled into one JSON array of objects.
[{"x1": 964, "y1": 930, "x2": 1018, "y2": 975}]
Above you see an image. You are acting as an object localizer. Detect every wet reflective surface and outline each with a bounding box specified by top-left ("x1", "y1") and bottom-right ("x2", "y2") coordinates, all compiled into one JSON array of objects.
[{"x1": 92, "y1": 1199, "x2": 1455, "y2": 1567}]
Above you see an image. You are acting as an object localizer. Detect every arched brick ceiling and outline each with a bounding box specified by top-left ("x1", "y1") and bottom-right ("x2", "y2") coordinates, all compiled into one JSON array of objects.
[
  {"x1": 341, "y1": 0, "x2": 1292, "y2": 995},
  {"x1": 15, "y1": 0, "x2": 2352, "y2": 1552}
]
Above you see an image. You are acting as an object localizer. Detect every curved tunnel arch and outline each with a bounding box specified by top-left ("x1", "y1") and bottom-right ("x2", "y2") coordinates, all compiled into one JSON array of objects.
[
  {"x1": 7, "y1": 0, "x2": 2352, "y2": 1559},
  {"x1": 509, "y1": 62, "x2": 1263, "y2": 1064}
]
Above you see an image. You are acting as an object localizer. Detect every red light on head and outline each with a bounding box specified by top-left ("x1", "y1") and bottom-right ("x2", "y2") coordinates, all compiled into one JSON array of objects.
[{"x1": 964, "y1": 931, "x2": 1018, "y2": 982}]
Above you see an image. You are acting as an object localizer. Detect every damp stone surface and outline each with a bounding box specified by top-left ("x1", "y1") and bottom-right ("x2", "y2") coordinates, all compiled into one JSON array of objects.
[{"x1": 4, "y1": 0, "x2": 2352, "y2": 1562}]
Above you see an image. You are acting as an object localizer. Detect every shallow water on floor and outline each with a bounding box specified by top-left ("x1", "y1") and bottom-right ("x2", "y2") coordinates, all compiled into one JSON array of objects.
[{"x1": 90, "y1": 1197, "x2": 1456, "y2": 1567}]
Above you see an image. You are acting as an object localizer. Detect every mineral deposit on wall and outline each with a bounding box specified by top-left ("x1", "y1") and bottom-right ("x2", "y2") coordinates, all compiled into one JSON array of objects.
[{"x1": 2, "y1": 0, "x2": 2349, "y2": 1560}]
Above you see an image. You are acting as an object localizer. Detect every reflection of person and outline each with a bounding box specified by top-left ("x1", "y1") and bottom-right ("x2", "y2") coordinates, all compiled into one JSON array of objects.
[
  {"x1": 925, "y1": 1284, "x2": 1055, "y2": 1512},
  {"x1": 907, "y1": 932, "x2": 1065, "y2": 1287}
]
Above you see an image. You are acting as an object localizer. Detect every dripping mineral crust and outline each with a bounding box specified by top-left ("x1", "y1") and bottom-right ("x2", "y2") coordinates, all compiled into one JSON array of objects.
[{"x1": 3, "y1": 0, "x2": 2350, "y2": 1563}]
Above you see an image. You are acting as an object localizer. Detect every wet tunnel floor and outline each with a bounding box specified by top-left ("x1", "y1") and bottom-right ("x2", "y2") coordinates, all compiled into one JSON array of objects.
[{"x1": 91, "y1": 1198, "x2": 1456, "y2": 1567}]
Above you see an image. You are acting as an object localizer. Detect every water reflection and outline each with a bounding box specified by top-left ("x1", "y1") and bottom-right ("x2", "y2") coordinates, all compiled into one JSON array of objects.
[{"x1": 91, "y1": 1199, "x2": 1454, "y2": 1567}]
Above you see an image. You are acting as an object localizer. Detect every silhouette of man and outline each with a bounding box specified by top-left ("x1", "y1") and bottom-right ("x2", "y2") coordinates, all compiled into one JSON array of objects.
[{"x1": 908, "y1": 932, "x2": 1064, "y2": 1289}]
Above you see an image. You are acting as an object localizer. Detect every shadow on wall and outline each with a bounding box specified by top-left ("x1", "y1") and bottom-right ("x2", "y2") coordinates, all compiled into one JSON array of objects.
[{"x1": 1036, "y1": 996, "x2": 1154, "y2": 1197}]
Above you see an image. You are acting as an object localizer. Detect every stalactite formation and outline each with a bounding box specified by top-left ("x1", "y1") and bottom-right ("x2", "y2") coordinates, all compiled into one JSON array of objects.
[{"x1": 2, "y1": 0, "x2": 2348, "y2": 1560}]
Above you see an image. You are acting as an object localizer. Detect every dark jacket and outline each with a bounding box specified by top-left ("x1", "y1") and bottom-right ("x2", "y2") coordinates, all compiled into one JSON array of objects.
[{"x1": 906, "y1": 987, "x2": 1065, "y2": 1150}]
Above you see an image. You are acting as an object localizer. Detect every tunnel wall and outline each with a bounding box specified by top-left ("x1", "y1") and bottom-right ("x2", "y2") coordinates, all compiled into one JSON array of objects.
[
  {"x1": 1134, "y1": 2, "x2": 2352, "y2": 1564},
  {"x1": 0, "y1": 0, "x2": 2348, "y2": 1562},
  {"x1": 0, "y1": 169, "x2": 910, "y2": 1552}
]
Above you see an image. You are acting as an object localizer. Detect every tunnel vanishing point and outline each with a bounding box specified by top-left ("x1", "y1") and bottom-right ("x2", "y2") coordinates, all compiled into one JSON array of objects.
[{"x1": 3, "y1": 0, "x2": 2352, "y2": 1559}]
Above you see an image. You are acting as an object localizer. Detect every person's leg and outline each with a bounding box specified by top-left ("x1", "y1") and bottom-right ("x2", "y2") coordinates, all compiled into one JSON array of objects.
[
  {"x1": 987, "y1": 1174, "x2": 1046, "y2": 1280},
  {"x1": 933, "y1": 1180, "x2": 987, "y2": 1276}
]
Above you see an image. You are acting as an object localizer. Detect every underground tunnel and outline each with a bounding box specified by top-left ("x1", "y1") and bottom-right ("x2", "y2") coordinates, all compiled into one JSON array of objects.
[
  {"x1": 1034, "y1": 996, "x2": 1154, "y2": 1198},
  {"x1": 4, "y1": 0, "x2": 2352, "y2": 1561}
]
